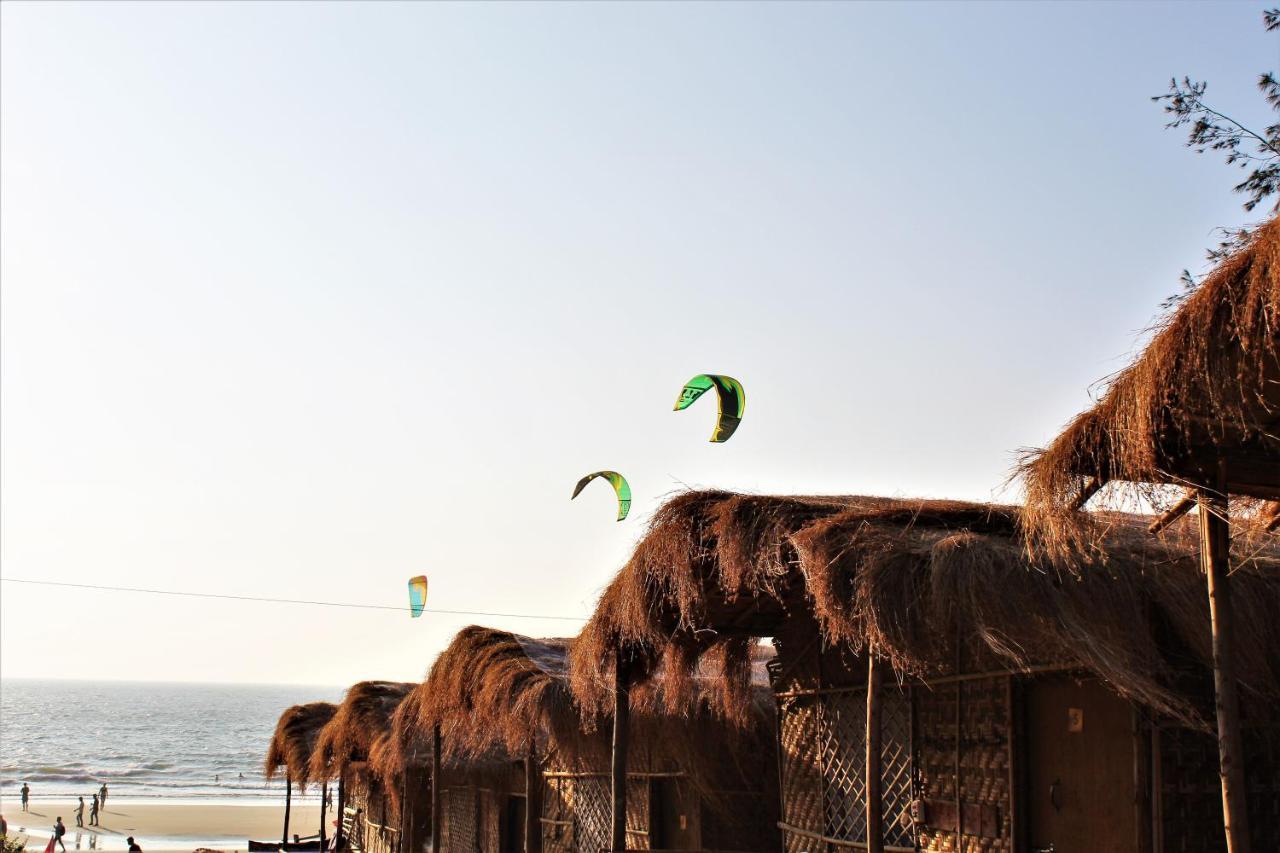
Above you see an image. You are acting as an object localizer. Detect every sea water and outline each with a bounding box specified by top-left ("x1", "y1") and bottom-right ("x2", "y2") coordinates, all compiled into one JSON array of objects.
[{"x1": 1, "y1": 679, "x2": 344, "y2": 803}]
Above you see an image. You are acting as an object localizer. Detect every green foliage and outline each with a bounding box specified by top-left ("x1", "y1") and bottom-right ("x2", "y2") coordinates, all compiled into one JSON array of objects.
[{"x1": 1152, "y1": 9, "x2": 1279, "y2": 307}]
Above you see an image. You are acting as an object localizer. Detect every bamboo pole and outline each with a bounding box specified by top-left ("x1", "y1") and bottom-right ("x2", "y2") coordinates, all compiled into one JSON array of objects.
[
  {"x1": 431, "y1": 726, "x2": 442, "y2": 853},
  {"x1": 283, "y1": 777, "x2": 293, "y2": 845},
  {"x1": 1198, "y1": 469, "x2": 1251, "y2": 853},
  {"x1": 525, "y1": 743, "x2": 542, "y2": 853},
  {"x1": 865, "y1": 651, "x2": 884, "y2": 853},
  {"x1": 320, "y1": 781, "x2": 328, "y2": 851},
  {"x1": 336, "y1": 776, "x2": 346, "y2": 850},
  {"x1": 610, "y1": 647, "x2": 631, "y2": 853}
]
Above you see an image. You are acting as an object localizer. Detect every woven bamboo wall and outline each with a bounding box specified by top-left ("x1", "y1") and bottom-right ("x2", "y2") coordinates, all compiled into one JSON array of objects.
[
  {"x1": 1156, "y1": 723, "x2": 1280, "y2": 853},
  {"x1": 914, "y1": 677, "x2": 1012, "y2": 853}
]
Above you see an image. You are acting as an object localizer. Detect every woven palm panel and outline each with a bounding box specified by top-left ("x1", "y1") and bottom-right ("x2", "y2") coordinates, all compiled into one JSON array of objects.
[
  {"x1": 443, "y1": 788, "x2": 477, "y2": 853},
  {"x1": 914, "y1": 683, "x2": 958, "y2": 853},
  {"x1": 1245, "y1": 725, "x2": 1280, "y2": 852},
  {"x1": 478, "y1": 790, "x2": 500, "y2": 853},
  {"x1": 541, "y1": 777, "x2": 574, "y2": 853},
  {"x1": 780, "y1": 697, "x2": 824, "y2": 852},
  {"x1": 1160, "y1": 725, "x2": 1229, "y2": 853},
  {"x1": 957, "y1": 677, "x2": 1011, "y2": 853},
  {"x1": 624, "y1": 778, "x2": 651, "y2": 850}
]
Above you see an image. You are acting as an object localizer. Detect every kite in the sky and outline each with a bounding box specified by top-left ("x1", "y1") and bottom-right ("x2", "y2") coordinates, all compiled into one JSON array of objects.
[
  {"x1": 407, "y1": 575, "x2": 428, "y2": 618},
  {"x1": 571, "y1": 471, "x2": 632, "y2": 521},
  {"x1": 674, "y1": 374, "x2": 745, "y2": 442}
]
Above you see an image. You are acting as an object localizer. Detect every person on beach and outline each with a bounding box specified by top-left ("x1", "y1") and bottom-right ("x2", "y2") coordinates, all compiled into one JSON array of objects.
[
  {"x1": 126, "y1": 837, "x2": 141, "y2": 853},
  {"x1": 1, "y1": 813, "x2": 9, "y2": 837},
  {"x1": 54, "y1": 817, "x2": 67, "y2": 852},
  {"x1": 89, "y1": 795, "x2": 99, "y2": 827},
  {"x1": 75, "y1": 798, "x2": 85, "y2": 827},
  {"x1": 98, "y1": 785, "x2": 107, "y2": 810},
  {"x1": 21, "y1": 783, "x2": 30, "y2": 811}
]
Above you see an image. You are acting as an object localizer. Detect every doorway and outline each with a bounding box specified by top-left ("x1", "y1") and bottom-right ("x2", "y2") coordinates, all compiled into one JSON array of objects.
[{"x1": 1025, "y1": 676, "x2": 1136, "y2": 853}]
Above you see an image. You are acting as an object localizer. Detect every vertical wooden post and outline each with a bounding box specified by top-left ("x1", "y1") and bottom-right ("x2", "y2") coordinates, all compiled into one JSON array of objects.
[
  {"x1": 865, "y1": 651, "x2": 884, "y2": 853},
  {"x1": 283, "y1": 777, "x2": 293, "y2": 845},
  {"x1": 611, "y1": 647, "x2": 631, "y2": 853},
  {"x1": 431, "y1": 726, "x2": 442, "y2": 853},
  {"x1": 320, "y1": 781, "x2": 328, "y2": 851},
  {"x1": 524, "y1": 743, "x2": 542, "y2": 853},
  {"x1": 336, "y1": 776, "x2": 346, "y2": 850},
  {"x1": 1199, "y1": 470, "x2": 1251, "y2": 853}
]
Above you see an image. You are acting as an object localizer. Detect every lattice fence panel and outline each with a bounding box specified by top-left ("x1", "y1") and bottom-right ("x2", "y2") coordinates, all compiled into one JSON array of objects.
[
  {"x1": 881, "y1": 687, "x2": 915, "y2": 848},
  {"x1": 779, "y1": 697, "x2": 823, "y2": 852},
  {"x1": 819, "y1": 688, "x2": 868, "y2": 842}
]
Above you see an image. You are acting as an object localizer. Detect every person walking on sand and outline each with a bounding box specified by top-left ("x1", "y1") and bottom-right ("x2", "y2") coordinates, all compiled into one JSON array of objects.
[
  {"x1": 89, "y1": 795, "x2": 99, "y2": 827},
  {"x1": 75, "y1": 798, "x2": 85, "y2": 828},
  {"x1": 98, "y1": 784, "x2": 107, "y2": 811},
  {"x1": 21, "y1": 783, "x2": 30, "y2": 812},
  {"x1": 126, "y1": 837, "x2": 141, "y2": 853},
  {"x1": 54, "y1": 817, "x2": 67, "y2": 853}
]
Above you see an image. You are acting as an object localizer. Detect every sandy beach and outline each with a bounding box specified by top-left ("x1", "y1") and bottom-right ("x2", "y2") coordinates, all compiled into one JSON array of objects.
[{"x1": 3, "y1": 802, "x2": 324, "y2": 853}]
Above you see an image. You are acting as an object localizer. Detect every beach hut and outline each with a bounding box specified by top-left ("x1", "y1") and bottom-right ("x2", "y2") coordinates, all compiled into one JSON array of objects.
[
  {"x1": 265, "y1": 701, "x2": 339, "y2": 849},
  {"x1": 570, "y1": 491, "x2": 1280, "y2": 853},
  {"x1": 310, "y1": 681, "x2": 418, "y2": 853},
  {"x1": 369, "y1": 689, "x2": 436, "y2": 853},
  {"x1": 1020, "y1": 216, "x2": 1279, "y2": 852},
  {"x1": 413, "y1": 624, "x2": 780, "y2": 853}
]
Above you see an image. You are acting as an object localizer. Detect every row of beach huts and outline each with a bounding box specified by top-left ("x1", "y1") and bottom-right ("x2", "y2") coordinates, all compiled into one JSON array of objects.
[{"x1": 263, "y1": 219, "x2": 1280, "y2": 853}]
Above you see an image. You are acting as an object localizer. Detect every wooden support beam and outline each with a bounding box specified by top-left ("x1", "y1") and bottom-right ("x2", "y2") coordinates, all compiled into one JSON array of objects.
[
  {"x1": 610, "y1": 648, "x2": 631, "y2": 853},
  {"x1": 1149, "y1": 489, "x2": 1197, "y2": 534},
  {"x1": 319, "y1": 781, "x2": 328, "y2": 852},
  {"x1": 1199, "y1": 467, "x2": 1252, "y2": 853},
  {"x1": 336, "y1": 776, "x2": 346, "y2": 849},
  {"x1": 865, "y1": 651, "x2": 884, "y2": 853},
  {"x1": 283, "y1": 777, "x2": 293, "y2": 845},
  {"x1": 525, "y1": 743, "x2": 542, "y2": 853},
  {"x1": 1069, "y1": 476, "x2": 1105, "y2": 510},
  {"x1": 431, "y1": 725, "x2": 442, "y2": 853}
]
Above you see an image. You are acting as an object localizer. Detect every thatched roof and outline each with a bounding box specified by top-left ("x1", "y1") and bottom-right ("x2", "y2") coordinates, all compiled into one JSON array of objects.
[
  {"x1": 265, "y1": 702, "x2": 338, "y2": 784},
  {"x1": 570, "y1": 490, "x2": 1280, "y2": 729},
  {"x1": 1020, "y1": 216, "x2": 1280, "y2": 551},
  {"x1": 308, "y1": 681, "x2": 415, "y2": 787},
  {"x1": 414, "y1": 624, "x2": 775, "y2": 776},
  {"x1": 414, "y1": 626, "x2": 575, "y2": 765}
]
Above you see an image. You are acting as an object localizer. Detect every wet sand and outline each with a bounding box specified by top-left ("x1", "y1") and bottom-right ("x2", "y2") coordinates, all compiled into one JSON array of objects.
[{"x1": 5, "y1": 802, "x2": 325, "y2": 852}]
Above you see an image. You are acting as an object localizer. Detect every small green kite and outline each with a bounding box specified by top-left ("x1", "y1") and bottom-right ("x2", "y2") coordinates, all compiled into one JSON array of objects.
[
  {"x1": 674, "y1": 374, "x2": 745, "y2": 442},
  {"x1": 571, "y1": 471, "x2": 632, "y2": 521}
]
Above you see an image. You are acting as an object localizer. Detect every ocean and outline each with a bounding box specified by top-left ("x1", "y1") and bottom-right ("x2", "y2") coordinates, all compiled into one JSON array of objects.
[{"x1": 1, "y1": 679, "x2": 345, "y2": 803}]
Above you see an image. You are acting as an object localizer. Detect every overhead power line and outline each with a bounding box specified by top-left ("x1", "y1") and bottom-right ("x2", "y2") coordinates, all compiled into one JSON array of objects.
[{"x1": 0, "y1": 577, "x2": 587, "y2": 622}]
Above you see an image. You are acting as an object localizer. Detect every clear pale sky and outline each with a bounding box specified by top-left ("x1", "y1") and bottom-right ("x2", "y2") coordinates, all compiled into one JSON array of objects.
[{"x1": 1, "y1": 2, "x2": 1273, "y2": 686}]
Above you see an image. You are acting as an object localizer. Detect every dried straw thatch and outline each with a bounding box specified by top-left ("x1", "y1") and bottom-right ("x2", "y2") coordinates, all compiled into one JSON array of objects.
[
  {"x1": 413, "y1": 624, "x2": 776, "y2": 799},
  {"x1": 414, "y1": 626, "x2": 577, "y2": 765},
  {"x1": 1019, "y1": 216, "x2": 1280, "y2": 553},
  {"x1": 570, "y1": 490, "x2": 1280, "y2": 729},
  {"x1": 308, "y1": 681, "x2": 415, "y2": 788},
  {"x1": 265, "y1": 702, "x2": 338, "y2": 784}
]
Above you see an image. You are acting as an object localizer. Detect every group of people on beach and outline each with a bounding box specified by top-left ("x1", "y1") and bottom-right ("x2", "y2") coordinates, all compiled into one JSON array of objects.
[
  {"x1": 6, "y1": 783, "x2": 137, "y2": 853},
  {"x1": 71, "y1": 785, "x2": 109, "y2": 829}
]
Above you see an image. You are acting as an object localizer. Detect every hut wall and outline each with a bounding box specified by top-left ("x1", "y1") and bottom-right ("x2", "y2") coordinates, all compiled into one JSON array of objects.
[
  {"x1": 913, "y1": 677, "x2": 1013, "y2": 853},
  {"x1": 348, "y1": 773, "x2": 402, "y2": 853},
  {"x1": 771, "y1": 620, "x2": 916, "y2": 853},
  {"x1": 1152, "y1": 720, "x2": 1280, "y2": 852},
  {"x1": 539, "y1": 772, "x2": 648, "y2": 853},
  {"x1": 397, "y1": 767, "x2": 433, "y2": 853},
  {"x1": 434, "y1": 764, "x2": 525, "y2": 853}
]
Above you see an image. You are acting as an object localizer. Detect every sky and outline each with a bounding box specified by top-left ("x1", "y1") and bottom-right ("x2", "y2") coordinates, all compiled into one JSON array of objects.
[{"x1": 2, "y1": 1, "x2": 1275, "y2": 687}]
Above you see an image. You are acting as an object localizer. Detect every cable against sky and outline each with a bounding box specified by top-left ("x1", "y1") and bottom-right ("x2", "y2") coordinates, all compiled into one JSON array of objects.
[{"x1": 0, "y1": 577, "x2": 587, "y2": 622}]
